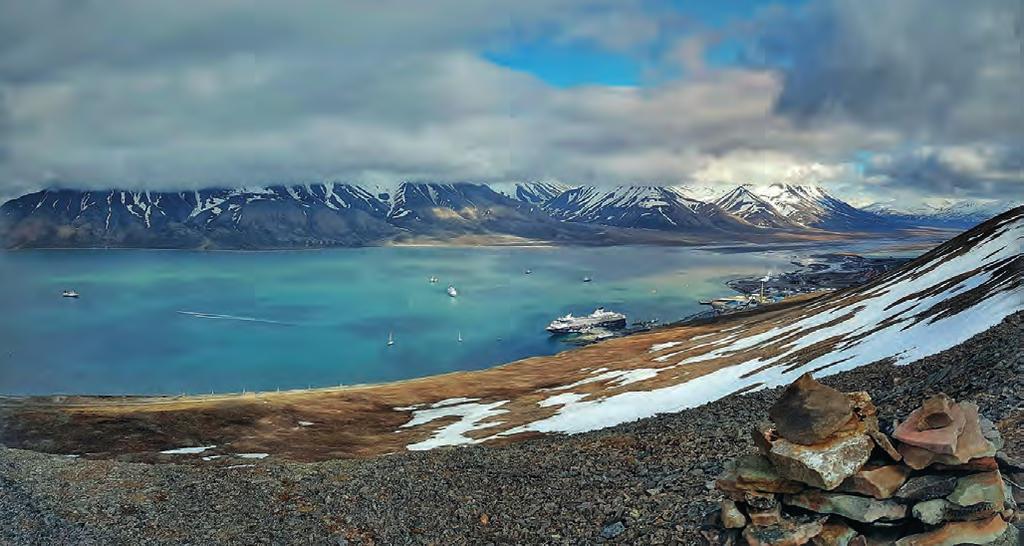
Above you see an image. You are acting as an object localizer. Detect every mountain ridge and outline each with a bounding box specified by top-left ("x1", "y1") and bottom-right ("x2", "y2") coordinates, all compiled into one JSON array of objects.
[{"x1": 0, "y1": 182, "x2": 1001, "y2": 249}]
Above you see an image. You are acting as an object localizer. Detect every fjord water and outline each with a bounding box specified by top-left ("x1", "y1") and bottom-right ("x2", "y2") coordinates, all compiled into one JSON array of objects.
[{"x1": 0, "y1": 243, "x2": 914, "y2": 395}]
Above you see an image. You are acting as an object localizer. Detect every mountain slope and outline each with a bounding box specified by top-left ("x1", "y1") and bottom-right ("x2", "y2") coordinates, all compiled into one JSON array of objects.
[
  {"x1": 750, "y1": 183, "x2": 894, "y2": 231},
  {"x1": 713, "y1": 185, "x2": 803, "y2": 229},
  {"x1": 543, "y1": 185, "x2": 754, "y2": 232},
  {"x1": 864, "y1": 199, "x2": 1021, "y2": 228},
  {"x1": 0, "y1": 186, "x2": 398, "y2": 248},
  {"x1": 492, "y1": 182, "x2": 572, "y2": 205}
]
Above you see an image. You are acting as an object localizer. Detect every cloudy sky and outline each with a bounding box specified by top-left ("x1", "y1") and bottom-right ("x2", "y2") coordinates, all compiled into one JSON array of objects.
[{"x1": 1, "y1": 0, "x2": 1021, "y2": 206}]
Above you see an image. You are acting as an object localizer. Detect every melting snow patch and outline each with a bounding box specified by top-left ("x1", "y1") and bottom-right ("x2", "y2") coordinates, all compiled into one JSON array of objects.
[
  {"x1": 430, "y1": 397, "x2": 480, "y2": 408},
  {"x1": 649, "y1": 341, "x2": 684, "y2": 352},
  {"x1": 401, "y1": 400, "x2": 509, "y2": 450},
  {"x1": 160, "y1": 445, "x2": 216, "y2": 455},
  {"x1": 538, "y1": 392, "x2": 588, "y2": 407},
  {"x1": 548, "y1": 368, "x2": 663, "y2": 391},
  {"x1": 201, "y1": 455, "x2": 221, "y2": 461},
  {"x1": 297, "y1": 421, "x2": 314, "y2": 427},
  {"x1": 236, "y1": 453, "x2": 269, "y2": 459}
]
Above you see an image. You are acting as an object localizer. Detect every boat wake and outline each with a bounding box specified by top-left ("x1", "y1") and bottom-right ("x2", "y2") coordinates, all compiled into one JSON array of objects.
[{"x1": 176, "y1": 311, "x2": 292, "y2": 325}]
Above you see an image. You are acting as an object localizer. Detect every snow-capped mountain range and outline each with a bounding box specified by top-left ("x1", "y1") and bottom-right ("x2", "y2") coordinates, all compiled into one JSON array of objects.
[
  {"x1": 712, "y1": 186, "x2": 802, "y2": 229},
  {"x1": 1, "y1": 181, "x2": 1010, "y2": 249},
  {"x1": 543, "y1": 185, "x2": 750, "y2": 231},
  {"x1": 864, "y1": 199, "x2": 1024, "y2": 228}
]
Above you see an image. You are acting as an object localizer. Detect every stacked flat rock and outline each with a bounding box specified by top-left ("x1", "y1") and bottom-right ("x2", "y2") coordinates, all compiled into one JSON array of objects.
[{"x1": 708, "y1": 374, "x2": 1020, "y2": 545}]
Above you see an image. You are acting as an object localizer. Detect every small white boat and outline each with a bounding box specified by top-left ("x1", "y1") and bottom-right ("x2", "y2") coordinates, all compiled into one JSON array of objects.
[
  {"x1": 582, "y1": 276, "x2": 592, "y2": 283},
  {"x1": 457, "y1": 331, "x2": 463, "y2": 343},
  {"x1": 524, "y1": 269, "x2": 532, "y2": 275},
  {"x1": 429, "y1": 276, "x2": 439, "y2": 284},
  {"x1": 62, "y1": 290, "x2": 80, "y2": 298},
  {"x1": 387, "y1": 331, "x2": 394, "y2": 346},
  {"x1": 447, "y1": 285, "x2": 458, "y2": 297}
]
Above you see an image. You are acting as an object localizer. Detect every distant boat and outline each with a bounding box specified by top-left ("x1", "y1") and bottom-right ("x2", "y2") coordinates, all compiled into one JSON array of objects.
[
  {"x1": 524, "y1": 269, "x2": 532, "y2": 275},
  {"x1": 447, "y1": 285, "x2": 458, "y2": 297},
  {"x1": 62, "y1": 290, "x2": 80, "y2": 298},
  {"x1": 582, "y1": 277, "x2": 592, "y2": 283},
  {"x1": 429, "y1": 276, "x2": 439, "y2": 284},
  {"x1": 457, "y1": 330, "x2": 463, "y2": 343},
  {"x1": 387, "y1": 331, "x2": 394, "y2": 346}
]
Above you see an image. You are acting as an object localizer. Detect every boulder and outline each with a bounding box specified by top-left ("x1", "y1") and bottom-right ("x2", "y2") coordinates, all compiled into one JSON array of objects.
[
  {"x1": 847, "y1": 391, "x2": 901, "y2": 462},
  {"x1": 749, "y1": 503, "x2": 784, "y2": 527},
  {"x1": 767, "y1": 425, "x2": 874, "y2": 490},
  {"x1": 893, "y1": 399, "x2": 966, "y2": 455},
  {"x1": 867, "y1": 429, "x2": 902, "y2": 462},
  {"x1": 837, "y1": 464, "x2": 911, "y2": 499},
  {"x1": 893, "y1": 514, "x2": 1011, "y2": 546},
  {"x1": 894, "y1": 474, "x2": 960, "y2": 501},
  {"x1": 899, "y1": 403, "x2": 1001, "y2": 470},
  {"x1": 720, "y1": 499, "x2": 747, "y2": 529},
  {"x1": 810, "y1": 519, "x2": 860, "y2": 546},
  {"x1": 917, "y1": 394, "x2": 955, "y2": 430},
  {"x1": 947, "y1": 471, "x2": 1006, "y2": 510},
  {"x1": 769, "y1": 373, "x2": 854, "y2": 445},
  {"x1": 743, "y1": 517, "x2": 825, "y2": 546},
  {"x1": 911, "y1": 498, "x2": 1001, "y2": 525},
  {"x1": 717, "y1": 454, "x2": 805, "y2": 495},
  {"x1": 932, "y1": 456, "x2": 1000, "y2": 472},
  {"x1": 783, "y1": 490, "x2": 907, "y2": 523},
  {"x1": 746, "y1": 491, "x2": 780, "y2": 511}
]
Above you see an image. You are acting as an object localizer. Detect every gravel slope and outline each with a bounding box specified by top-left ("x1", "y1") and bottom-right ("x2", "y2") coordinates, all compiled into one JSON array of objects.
[{"x1": 2, "y1": 312, "x2": 1021, "y2": 545}]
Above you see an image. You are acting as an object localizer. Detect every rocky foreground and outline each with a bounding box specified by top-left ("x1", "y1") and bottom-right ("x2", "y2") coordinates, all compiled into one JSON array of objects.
[
  {"x1": 2, "y1": 312, "x2": 1021, "y2": 545},
  {"x1": 713, "y1": 375, "x2": 1017, "y2": 544}
]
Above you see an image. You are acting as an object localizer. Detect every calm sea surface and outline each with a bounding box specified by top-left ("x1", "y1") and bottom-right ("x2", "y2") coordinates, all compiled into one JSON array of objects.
[{"x1": 0, "y1": 240, "x2": 932, "y2": 395}]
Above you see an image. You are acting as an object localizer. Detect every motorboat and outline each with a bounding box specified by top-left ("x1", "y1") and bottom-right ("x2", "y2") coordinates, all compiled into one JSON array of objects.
[
  {"x1": 62, "y1": 290, "x2": 80, "y2": 298},
  {"x1": 447, "y1": 285, "x2": 458, "y2": 297}
]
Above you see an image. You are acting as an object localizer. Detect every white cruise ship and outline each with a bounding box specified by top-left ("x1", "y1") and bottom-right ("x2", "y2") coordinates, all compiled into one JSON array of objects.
[{"x1": 546, "y1": 307, "x2": 627, "y2": 334}]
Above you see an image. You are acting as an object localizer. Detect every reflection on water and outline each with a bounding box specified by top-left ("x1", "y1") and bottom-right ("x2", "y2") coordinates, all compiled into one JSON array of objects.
[{"x1": 0, "y1": 239, "x2": 934, "y2": 395}]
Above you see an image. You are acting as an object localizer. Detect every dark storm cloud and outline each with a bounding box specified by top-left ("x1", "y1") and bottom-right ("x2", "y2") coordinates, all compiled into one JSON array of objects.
[
  {"x1": 752, "y1": 0, "x2": 1024, "y2": 144},
  {"x1": 866, "y1": 146, "x2": 1024, "y2": 201}
]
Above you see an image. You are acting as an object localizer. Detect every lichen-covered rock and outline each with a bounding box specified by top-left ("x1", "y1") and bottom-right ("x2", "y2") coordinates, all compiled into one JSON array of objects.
[
  {"x1": 947, "y1": 471, "x2": 1006, "y2": 510},
  {"x1": 749, "y1": 503, "x2": 784, "y2": 527},
  {"x1": 720, "y1": 499, "x2": 747, "y2": 529},
  {"x1": 810, "y1": 519, "x2": 860, "y2": 546},
  {"x1": 769, "y1": 373, "x2": 854, "y2": 445},
  {"x1": 836, "y1": 464, "x2": 910, "y2": 499},
  {"x1": 893, "y1": 514, "x2": 1012, "y2": 545},
  {"x1": 767, "y1": 427, "x2": 874, "y2": 490},
  {"x1": 743, "y1": 516, "x2": 825, "y2": 546},
  {"x1": 717, "y1": 454, "x2": 806, "y2": 495},
  {"x1": 895, "y1": 474, "x2": 960, "y2": 501},
  {"x1": 783, "y1": 490, "x2": 907, "y2": 523},
  {"x1": 911, "y1": 498, "x2": 1001, "y2": 525}
]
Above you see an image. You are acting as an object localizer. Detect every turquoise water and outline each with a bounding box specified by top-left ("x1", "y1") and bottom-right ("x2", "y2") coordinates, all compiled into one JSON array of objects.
[{"x1": 0, "y1": 242, "x2": 925, "y2": 395}]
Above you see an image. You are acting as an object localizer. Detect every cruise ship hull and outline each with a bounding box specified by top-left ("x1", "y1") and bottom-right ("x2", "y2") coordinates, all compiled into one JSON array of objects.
[{"x1": 546, "y1": 317, "x2": 627, "y2": 334}]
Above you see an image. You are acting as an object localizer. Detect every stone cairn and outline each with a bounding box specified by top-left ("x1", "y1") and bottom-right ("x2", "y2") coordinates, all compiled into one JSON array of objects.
[{"x1": 708, "y1": 373, "x2": 1021, "y2": 545}]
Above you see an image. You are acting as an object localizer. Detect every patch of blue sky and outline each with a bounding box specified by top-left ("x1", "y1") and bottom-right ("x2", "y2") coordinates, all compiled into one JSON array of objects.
[{"x1": 483, "y1": 41, "x2": 644, "y2": 87}]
